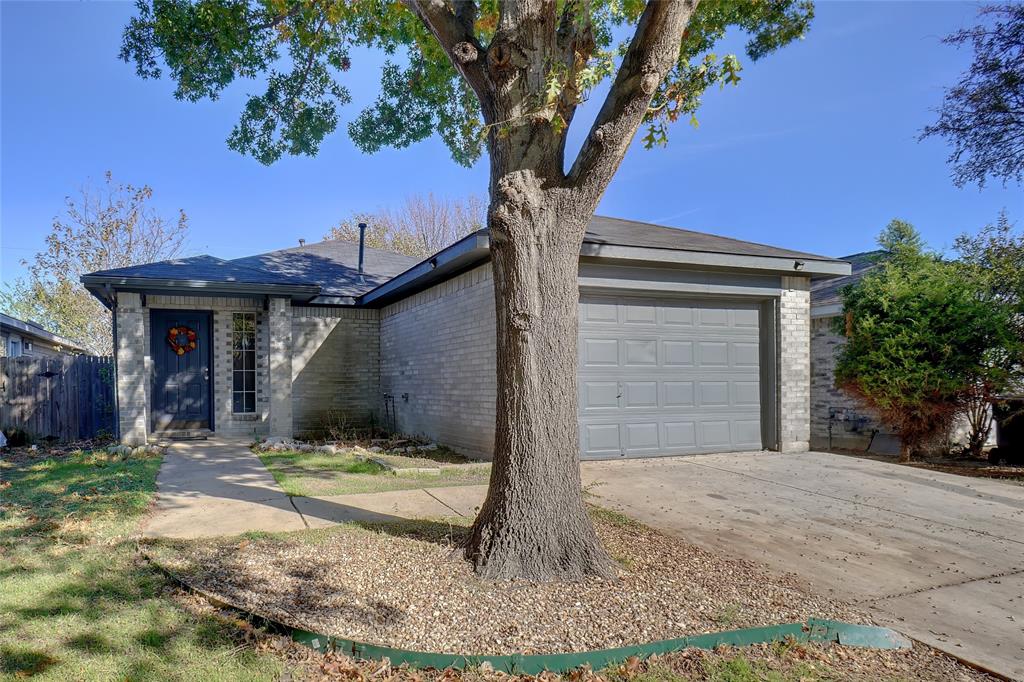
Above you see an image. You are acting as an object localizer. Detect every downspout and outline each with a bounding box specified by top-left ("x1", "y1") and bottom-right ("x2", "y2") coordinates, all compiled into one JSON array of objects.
[{"x1": 358, "y1": 222, "x2": 367, "y2": 285}]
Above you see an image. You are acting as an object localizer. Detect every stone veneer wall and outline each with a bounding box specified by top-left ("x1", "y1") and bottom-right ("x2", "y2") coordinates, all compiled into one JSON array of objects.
[
  {"x1": 778, "y1": 276, "x2": 811, "y2": 453},
  {"x1": 291, "y1": 306, "x2": 381, "y2": 436},
  {"x1": 379, "y1": 265, "x2": 497, "y2": 459}
]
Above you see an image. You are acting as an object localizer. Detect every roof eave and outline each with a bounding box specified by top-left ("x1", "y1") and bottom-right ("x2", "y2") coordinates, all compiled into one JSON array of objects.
[
  {"x1": 0, "y1": 314, "x2": 89, "y2": 353},
  {"x1": 579, "y1": 243, "x2": 852, "y2": 277},
  {"x1": 359, "y1": 232, "x2": 491, "y2": 307},
  {"x1": 80, "y1": 275, "x2": 321, "y2": 302}
]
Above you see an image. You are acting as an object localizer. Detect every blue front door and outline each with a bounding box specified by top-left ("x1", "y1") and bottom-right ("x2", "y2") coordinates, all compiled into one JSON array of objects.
[{"x1": 151, "y1": 310, "x2": 212, "y2": 431}]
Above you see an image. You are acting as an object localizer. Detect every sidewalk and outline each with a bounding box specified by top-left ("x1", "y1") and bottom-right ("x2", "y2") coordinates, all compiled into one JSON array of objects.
[{"x1": 142, "y1": 437, "x2": 486, "y2": 538}]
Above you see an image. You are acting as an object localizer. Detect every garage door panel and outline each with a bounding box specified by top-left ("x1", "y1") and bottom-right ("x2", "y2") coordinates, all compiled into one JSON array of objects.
[
  {"x1": 663, "y1": 306, "x2": 694, "y2": 326},
  {"x1": 581, "y1": 381, "x2": 619, "y2": 410},
  {"x1": 734, "y1": 342, "x2": 760, "y2": 367},
  {"x1": 624, "y1": 422, "x2": 659, "y2": 450},
  {"x1": 664, "y1": 340, "x2": 695, "y2": 366},
  {"x1": 698, "y1": 341, "x2": 729, "y2": 367},
  {"x1": 583, "y1": 423, "x2": 621, "y2": 455},
  {"x1": 664, "y1": 381, "x2": 695, "y2": 407},
  {"x1": 622, "y1": 303, "x2": 657, "y2": 325},
  {"x1": 623, "y1": 381, "x2": 658, "y2": 409},
  {"x1": 581, "y1": 338, "x2": 618, "y2": 366},
  {"x1": 735, "y1": 381, "x2": 760, "y2": 406},
  {"x1": 579, "y1": 295, "x2": 764, "y2": 459},
  {"x1": 700, "y1": 421, "x2": 732, "y2": 446},
  {"x1": 698, "y1": 381, "x2": 730, "y2": 406},
  {"x1": 623, "y1": 339, "x2": 658, "y2": 366}
]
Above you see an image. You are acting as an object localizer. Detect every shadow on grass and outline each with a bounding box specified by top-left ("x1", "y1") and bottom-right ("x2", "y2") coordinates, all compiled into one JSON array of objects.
[
  {"x1": 0, "y1": 450, "x2": 283, "y2": 680},
  {"x1": 0, "y1": 645, "x2": 59, "y2": 676}
]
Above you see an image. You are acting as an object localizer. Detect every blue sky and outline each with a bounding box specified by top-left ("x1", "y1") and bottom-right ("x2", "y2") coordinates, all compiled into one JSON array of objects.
[{"x1": 2, "y1": 1, "x2": 1021, "y2": 283}]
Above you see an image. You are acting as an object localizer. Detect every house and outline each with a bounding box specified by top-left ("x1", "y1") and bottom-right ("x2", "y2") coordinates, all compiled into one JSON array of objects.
[
  {"x1": 82, "y1": 216, "x2": 851, "y2": 459},
  {"x1": 0, "y1": 313, "x2": 88, "y2": 359}
]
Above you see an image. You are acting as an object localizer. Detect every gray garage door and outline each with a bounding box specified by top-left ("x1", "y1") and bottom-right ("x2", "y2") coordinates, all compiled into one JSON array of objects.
[{"x1": 578, "y1": 295, "x2": 763, "y2": 459}]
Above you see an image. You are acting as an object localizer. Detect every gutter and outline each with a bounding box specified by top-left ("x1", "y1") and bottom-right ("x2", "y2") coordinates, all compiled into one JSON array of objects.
[
  {"x1": 358, "y1": 232, "x2": 491, "y2": 307},
  {"x1": 80, "y1": 275, "x2": 321, "y2": 301}
]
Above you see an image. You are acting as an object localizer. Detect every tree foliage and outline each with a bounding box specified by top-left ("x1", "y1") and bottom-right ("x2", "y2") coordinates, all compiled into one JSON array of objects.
[
  {"x1": 325, "y1": 193, "x2": 485, "y2": 258},
  {"x1": 0, "y1": 173, "x2": 188, "y2": 356},
  {"x1": 120, "y1": 0, "x2": 813, "y2": 167},
  {"x1": 835, "y1": 220, "x2": 1017, "y2": 460},
  {"x1": 921, "y1": 3, "x2": 1024, "y2": 188}
]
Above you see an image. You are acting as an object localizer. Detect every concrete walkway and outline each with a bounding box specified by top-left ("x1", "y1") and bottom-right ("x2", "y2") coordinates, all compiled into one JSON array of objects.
[
  {"x1": 143, "y1": 438, "x2": 484, "y2": 538},
  {"x1": 580, "y1": 452, "x2": 1024, "y2": 680}
]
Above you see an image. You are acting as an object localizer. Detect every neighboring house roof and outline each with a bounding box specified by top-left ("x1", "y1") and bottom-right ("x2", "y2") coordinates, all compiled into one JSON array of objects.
[
  {"x1": 82, "y1": 215, "x2": 852, "y2": 307},
  {"x1": 0, "y1": 313, "x2": 88, "y2": 354},
  {"x1": 810, "y1": 250, "x2": 887, "y2": 317}
]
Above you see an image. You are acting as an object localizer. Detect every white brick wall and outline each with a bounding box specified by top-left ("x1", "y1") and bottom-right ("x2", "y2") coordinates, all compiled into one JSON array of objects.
[
  {"x1": 115, "y1": 292, "x2": 148, "y2": 445},
  {"x1": 291, "y1": 306, "x2": 380, "y2": 436},
  {"x1": 778, "y1": 276, "x2": 811, "y2": 453},
  {"x1": 380, "y1": 265, "x2": 497, "y2": 459}
]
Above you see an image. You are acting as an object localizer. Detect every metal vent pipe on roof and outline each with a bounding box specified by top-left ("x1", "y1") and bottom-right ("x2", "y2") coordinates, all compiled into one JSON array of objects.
[{"x1": 358, "y1": 222, "x2": 367, "y2": 283}]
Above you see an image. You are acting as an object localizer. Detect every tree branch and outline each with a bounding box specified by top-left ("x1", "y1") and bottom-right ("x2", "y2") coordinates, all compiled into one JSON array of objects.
[
  {"x1": 401, "y1": 0, "x2": 491, "y2": 111},
  {"x1": 567, "y1": 0, "x2": 699, "y2": 196}
]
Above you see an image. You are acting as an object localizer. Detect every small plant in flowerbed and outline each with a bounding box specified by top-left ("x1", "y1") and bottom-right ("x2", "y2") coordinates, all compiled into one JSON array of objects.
[{"x1": 252, "y1": 436, "x2": 489, "y2": 497}]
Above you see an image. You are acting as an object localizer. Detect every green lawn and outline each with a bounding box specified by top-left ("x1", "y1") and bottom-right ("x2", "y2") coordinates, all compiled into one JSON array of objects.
[
  {"x1": 0, "y1": 448, "x2": 284, "y2": 681},
  {"x1": 256, "y1": 449, "x2": 491, "y2": 497}
]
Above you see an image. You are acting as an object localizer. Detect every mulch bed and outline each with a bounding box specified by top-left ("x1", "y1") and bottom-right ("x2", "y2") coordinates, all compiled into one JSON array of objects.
[
  {"x1": 165, "y1": 567, "x2": 994, "y2": 682},
  {"x1": 830, "y1": 450, "x2": 1024, "y2": 482},
  {"x1": 146, "y1": 509, "x2": 867, "y2": 656}
]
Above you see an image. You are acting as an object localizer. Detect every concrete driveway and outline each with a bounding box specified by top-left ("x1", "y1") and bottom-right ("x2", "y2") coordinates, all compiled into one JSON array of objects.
[{"x1": 581, "y1": 451, "x2": 1024, "y2": 680}]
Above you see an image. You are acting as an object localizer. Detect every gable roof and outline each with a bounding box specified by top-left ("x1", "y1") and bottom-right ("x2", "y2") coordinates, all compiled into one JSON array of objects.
[
  {"x1": 84, "y1": 255, "x2": 311, "y2": 286},
  {"x1": 229, "y1": 239, "x2": 420, "y2": 302},
  {"x1": 810, "y1": 250, "x2": 887, "y2": 313}
]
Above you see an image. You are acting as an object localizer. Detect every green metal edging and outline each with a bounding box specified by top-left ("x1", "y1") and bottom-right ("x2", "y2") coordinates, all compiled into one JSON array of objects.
[
  {"x1": 290, "y1": 619, "x2": 909, "y2": 675},
  {"x1": 142, "y1": 549, "x2": 910, "y2": 675}
]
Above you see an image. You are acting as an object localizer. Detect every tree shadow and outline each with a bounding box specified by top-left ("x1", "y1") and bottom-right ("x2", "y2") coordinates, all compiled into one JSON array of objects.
[{"x1": 0, "y1": 645, "x2": 59, "y2": 676}]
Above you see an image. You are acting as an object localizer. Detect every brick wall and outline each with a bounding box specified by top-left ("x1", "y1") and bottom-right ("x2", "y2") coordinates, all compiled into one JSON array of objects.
[
  {"x1": 115, "y1": 292, "x2": 148, "y2": 445},
  {"x1": 811, "y1": 314, "x2": 901, "y2": 453},
  {"x1": 778, "y1": 276, "x2": 811, "y2": 453},
  {"x1": 380, "y1": 265, "x2": 497, "y2": 459},
  {"x1": 291, "y1": 306, "x2": 380, "y2": 436}
]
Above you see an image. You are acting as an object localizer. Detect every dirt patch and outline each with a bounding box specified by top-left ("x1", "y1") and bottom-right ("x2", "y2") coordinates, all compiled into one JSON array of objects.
[
  {"x1": 146, "y1": 509, "x2": 870, "y2": 657},
  {"x1": 829, "y1": 449, "x2": 1024, "y2": 483}
]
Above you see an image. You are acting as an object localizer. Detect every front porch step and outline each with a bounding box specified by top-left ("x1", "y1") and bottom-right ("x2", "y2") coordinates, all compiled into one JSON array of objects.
[{"x1": 148, "y1": 429, "x2": 213, "y2": 443}]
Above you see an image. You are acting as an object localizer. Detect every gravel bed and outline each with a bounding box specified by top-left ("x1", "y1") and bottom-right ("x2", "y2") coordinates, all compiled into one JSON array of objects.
[{"x1": 147, "y1": 508, "x2": 871, "y2": 656}]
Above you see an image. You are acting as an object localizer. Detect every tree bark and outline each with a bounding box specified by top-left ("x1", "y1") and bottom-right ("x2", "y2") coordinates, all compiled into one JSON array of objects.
[{"x1": 466, "y1": 180, "x2": 613, "y2": 581}]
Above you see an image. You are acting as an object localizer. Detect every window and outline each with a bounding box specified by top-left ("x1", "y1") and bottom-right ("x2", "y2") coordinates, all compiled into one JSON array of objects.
[{"x1": 232, "y1": 313, "x2": 256, "y2": 413}]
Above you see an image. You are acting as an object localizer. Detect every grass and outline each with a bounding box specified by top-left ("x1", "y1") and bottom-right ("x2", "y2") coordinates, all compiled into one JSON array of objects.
[
  {"x1": 0, "y1": 448, "x2": 285, "y2": 681},
  {"x1": 257, "y1": 448, "x2": 491, "y2": 497}
]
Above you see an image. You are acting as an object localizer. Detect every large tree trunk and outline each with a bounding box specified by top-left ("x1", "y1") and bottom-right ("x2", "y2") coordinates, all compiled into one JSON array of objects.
[{"x1": 466, "y1": 180, "x2": 613, "y2": 582}]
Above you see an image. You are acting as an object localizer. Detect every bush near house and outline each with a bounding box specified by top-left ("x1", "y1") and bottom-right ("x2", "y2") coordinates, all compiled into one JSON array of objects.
[{"x1": 835, "y1": 220, "x2": 1019, "y2": 461}]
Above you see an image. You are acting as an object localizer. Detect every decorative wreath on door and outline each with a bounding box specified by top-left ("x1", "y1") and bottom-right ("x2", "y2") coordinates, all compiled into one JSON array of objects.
[{"x1": 167, "y1": 326, "x2": 198, "y2": 356}]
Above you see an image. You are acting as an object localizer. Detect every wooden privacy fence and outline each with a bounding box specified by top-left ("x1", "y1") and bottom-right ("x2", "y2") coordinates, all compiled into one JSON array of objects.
[{"x1": 1, "y1": 355, "x2": 116, "y2": 441}]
